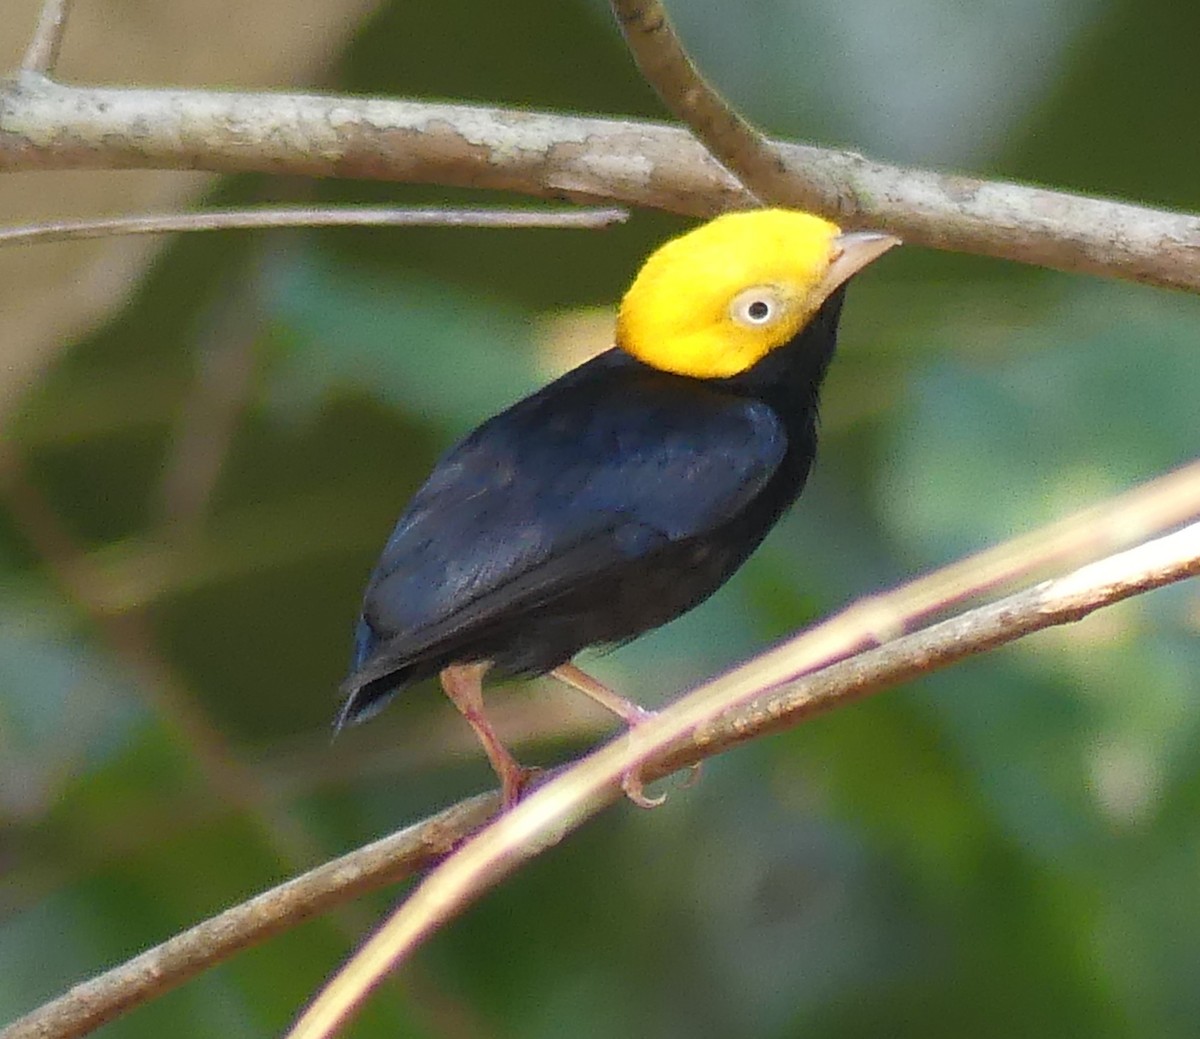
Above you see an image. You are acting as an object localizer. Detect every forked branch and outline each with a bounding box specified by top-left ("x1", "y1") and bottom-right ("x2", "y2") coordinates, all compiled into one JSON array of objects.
[
  {"x1": 5, "y1": 4, "x2": 1200, "y2": 1038},
  {"x1": 289, "y1": 507, "x2": 1200, "y2": 1039},
  {"x1": 20, "y1": 0, "x2": 74, "y2": 75},
  {"x1": 608, "y1": 0, "x2": 794, "y2": 205},
  {"x1": 6, "y1": 461, "x2": 1199, "y2": 1039},
  {"x1": 2, "y1": 77, "x2": 1200, "y2": 290}
]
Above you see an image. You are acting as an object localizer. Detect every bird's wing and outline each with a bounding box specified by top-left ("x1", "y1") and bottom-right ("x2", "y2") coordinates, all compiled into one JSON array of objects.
[{"x1": 352, "y1": 363, "x2": 787, "y2": 677}]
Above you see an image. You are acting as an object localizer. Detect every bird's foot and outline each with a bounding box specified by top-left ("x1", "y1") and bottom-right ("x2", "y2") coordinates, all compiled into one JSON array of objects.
[
  {"x1": 498, "y1": 763, "x2": 542, "y2": 810},
  {"x1": 622, "y1": 758, "x2": 703, "y2": 808},
  {"x1": 621, "y1": 711, "x2": 706, "y2": 808},
  {"x1": 550, "y1": 663, "x2": 705, "y2": 808},
  {"x1": 621, "y1": 767, "x2": 667, "y2": 809},
  {"x1": 550, "y1": 663, "x2": 654, "y2": 726},
  {"x1": 442, "y1": 663, "x2": 537, "y2": 811},
  {"x1": 615, "y1": 703, "x2": 671, "y2": 810}
]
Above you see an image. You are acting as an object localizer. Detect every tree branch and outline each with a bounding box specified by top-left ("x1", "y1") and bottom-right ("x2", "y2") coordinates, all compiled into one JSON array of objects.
[
  {"x1": 2, "y1": 76, "x2": 1198, "y2": 290},
  {"x1": 0, "y1": 794, "x2": 501, "y2": 1039},
  {"x1": 608, "y1": 0, "x2": 789, "y2": 204},
  {"x1": 6, "y1": 14, "x2": 1200, "y2": 1032},
  {"x1": 20, "y1": 0, "x2": 74, "y2": 75},
  {"x1": 0, "y1": 204, "x2": 627, "y2": 247},
  {"x1": 7, "y1": 460, "x2": 1199, "y2": 1039},
  {"x1": 289, "y1": 515, "x2": 1200, "y2": 1039}
]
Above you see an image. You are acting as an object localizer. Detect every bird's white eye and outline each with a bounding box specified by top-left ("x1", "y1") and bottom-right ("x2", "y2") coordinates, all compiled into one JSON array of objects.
[{"x1": 730, "y1": 287, "x2": 782, "y2": 328}]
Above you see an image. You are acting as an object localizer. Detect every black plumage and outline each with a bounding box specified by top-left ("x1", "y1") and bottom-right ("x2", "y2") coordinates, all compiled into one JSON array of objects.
[{"x1": 339, "y1": 287, "x2": 846, "y2": 728}]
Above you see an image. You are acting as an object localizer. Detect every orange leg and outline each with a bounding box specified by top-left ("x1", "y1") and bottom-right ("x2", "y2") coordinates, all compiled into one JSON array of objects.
[
  {"x1": 550, "y1": 662, "x2": 656, "y2": 724},
  {"x1": 550, "y1": 662, "x2": 667, "y2": 809},
  {"x1": 440, "y1": 663, "x2": 531, "y2": 808}
]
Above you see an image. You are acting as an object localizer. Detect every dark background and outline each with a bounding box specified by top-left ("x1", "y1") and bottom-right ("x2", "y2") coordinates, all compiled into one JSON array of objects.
[{"x1": 3, "y1": 0, "x2": 1200, "y2": 1036}]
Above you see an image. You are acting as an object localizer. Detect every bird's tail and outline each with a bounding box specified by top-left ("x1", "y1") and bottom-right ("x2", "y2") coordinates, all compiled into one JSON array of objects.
[
  {"x1": 333, "y1": 615, "x2": 417, "y2": 731},
  {"x1": 334, "y1": 669, "x2": 411, "y2": 731}
]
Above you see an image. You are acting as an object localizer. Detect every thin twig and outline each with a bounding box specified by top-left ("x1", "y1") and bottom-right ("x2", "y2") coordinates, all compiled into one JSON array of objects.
[
  {"x1": 0, "y1": 205, "x2": 629, "y2": 248},
  {"x1": 2, "y1": 12, "x2": 1195, "y2": 1038},
  {"x1": 830, "y1": 457, "x2": 1200, "y2": 639},
  {"x1": 9, "y1": 459, "x2": 1198, "y2": 1039},
  {"x1": 608, "y1": 0, "x2": 789, "y2": 205},
  {"x1": 290, "y1": 515, "x2": 1200, "y2": 1039},
  {"x1": 2, "y1": 79, "x2": 1198, "y2": 290},
  {"x1": 154, "y1": 274, "x2": 263, "y2": 538},
  {"x1": 0, "y1": 795, "x2": 500, "y2": 1039},
  {"x1": 20, "y1": 0, "x2": 74, "y2": 75}
]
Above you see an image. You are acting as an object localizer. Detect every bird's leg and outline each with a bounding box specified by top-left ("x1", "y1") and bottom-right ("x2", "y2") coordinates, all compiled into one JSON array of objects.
[
  {"x1": 440, "y1": 663, "x2": 531, "y2": 808},
  {"x1": 551, "y1": 662, "x2": 657, "y2": 724},
  {"x1": 550, "y1": 662, "x2": 666, "y2": 808}
]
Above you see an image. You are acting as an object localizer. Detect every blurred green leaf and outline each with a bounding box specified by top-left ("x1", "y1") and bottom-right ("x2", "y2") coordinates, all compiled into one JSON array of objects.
[
  {"x1": 263, "y1": 246, "x2": 540, "y2": 434},
  {"x1": 6, "y1": 0, "x2": 1200, "y2": 1035},
  {"x1": 881, "y1": 284, "x2": 1200, "y2": 559}
]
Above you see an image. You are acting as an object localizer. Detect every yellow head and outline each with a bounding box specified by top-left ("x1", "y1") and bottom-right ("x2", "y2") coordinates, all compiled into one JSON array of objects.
[{"x1": 616, "y1": 209, "x2": 899, "y2": 379}]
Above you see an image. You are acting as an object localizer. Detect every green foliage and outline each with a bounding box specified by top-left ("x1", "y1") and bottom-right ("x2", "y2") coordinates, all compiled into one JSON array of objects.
[{"x1": 4, "y1": 0, "x2": 1200, "y2": 1036}]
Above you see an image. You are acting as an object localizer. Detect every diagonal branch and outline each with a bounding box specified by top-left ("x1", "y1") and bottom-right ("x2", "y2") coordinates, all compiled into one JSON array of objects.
[
  {"x1": 0, "y1": 795, "x2": 501, "y2": 1039},
  {"x1": 608, "y1": 0, "x2": 791, "y2": 204},
  {"x1": 0, "y1": 205, "x2": 627, "y2": 247},
  {"x1": 4, "y1": 16, "x2": 1200, "y2": 1032},
  {"x1": 289, "y1": 515, "x2": 1200, "y2": 1039},
  {"x1": 3, "y1": 77, "x2": 1199, "y2": 290},
  {"x1": 20, "y1": 0, "x2": 74, "y2": 75},
  {"x1": 7, "y1": 460, "x2": 1199, "y2": 1039}
]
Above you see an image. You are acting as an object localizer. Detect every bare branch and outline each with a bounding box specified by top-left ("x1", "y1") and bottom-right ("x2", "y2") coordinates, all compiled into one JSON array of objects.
[
  {"x1": 290, "y1": 514, "x2": 1200, "y2": 1039},
  {"x1": 6, "y1": 460, "x2": 1200, "y2": 1039},
  {"x1": 830, "y1": 457, "x2": 1200, "y2": 635},
  {"x1": 2, "y1": 77, "x2": 1199, "y2": 290},
  {"x1": 2, "y1": 49, "x2": 1199, "y2": 1032},
  {"x1": 0, "y1": 204, "x2": 628, "y2": 247},
  {"x1": 608, "y1": 0, "x2": 789, "y2": 204},
  {"x1": 0, "y1": 794, "x2": 500, "y2": 1039},
  {"x1": 20, "y1": 0, "x2": 74, "y2": 75}
]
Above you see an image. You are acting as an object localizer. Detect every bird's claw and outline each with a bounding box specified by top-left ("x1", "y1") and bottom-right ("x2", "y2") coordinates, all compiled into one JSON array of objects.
[
  {"x1": 621, "y1": 768, "x2": 667, "y2": 809},
  {"x1": 500, "y1": 765, "x2": 543, "y2": 810}
]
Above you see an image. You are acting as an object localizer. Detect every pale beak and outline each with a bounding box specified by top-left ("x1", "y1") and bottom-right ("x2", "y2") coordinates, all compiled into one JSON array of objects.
[{"x1": 816, "y1": 230, "x2": 901, "y2": 301}]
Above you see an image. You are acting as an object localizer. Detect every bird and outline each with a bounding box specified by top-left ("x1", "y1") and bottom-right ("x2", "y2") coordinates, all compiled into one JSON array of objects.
[{"x1": 339, "y1": 208, "x2": 899, "y2": 807}]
